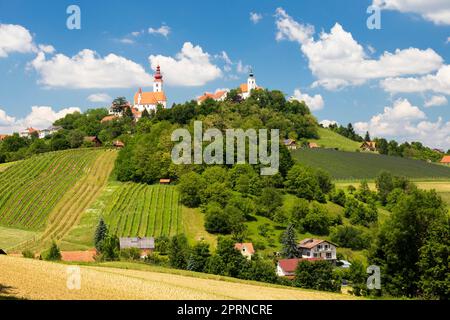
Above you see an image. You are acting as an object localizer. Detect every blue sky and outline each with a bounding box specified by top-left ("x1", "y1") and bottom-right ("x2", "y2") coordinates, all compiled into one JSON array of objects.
[{"x1": 0, "y1": 0, "x2": 449, "y2": 148}]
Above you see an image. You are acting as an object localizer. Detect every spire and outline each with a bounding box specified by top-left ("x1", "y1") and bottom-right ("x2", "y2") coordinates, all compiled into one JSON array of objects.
[
  {"x1": 138, "y1": 87, "x2": 142, "y2": 94},
  {"x1": 154, "y1": 65, "x2": 163, "y2": 81},
  {"x1": 248, "y1": 67, "x2": 254, "y2": 78}
]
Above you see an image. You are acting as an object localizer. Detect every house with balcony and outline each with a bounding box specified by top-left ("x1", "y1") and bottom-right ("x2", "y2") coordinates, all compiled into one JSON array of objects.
[{"x1": 298, "y1": 238, "x2": 337, "y2": 261}]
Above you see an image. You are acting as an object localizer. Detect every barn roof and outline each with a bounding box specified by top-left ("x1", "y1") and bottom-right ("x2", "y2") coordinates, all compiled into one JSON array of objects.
[{"x1": 119, "y1": 237, "x2": 155, "y2": 250}]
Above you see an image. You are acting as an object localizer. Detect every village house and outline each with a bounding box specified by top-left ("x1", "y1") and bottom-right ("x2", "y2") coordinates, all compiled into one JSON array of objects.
[
  {"x1": 360, "y1": 141, "x2": 377, "y2": 152},
  {"x1": 19, "y1": 127, "x2": 39, "y2": 138},
  {"x1": 38, "y1": 125, "x2": 62, "y2": 139},
  {"x1": 119, "y1": 237, "x2": 155, "y2": 258},
  {"x1": 298, "y1": 238, "x2": 338, "y2": 261},
  {"x1": 440, "y1": 155, "x2": 450, "y2": 165},
  {"x1": 84, "y1": 136, "x2": 102, "y2": 147},
  {"x1": 197, "y1": 90, "x2": 228, "y2": 104},
  {"x1": 276, "y1": 258, "x2": 322, "y2": 277},
  {"x1": 0, "y1": 134, "x2": 9, "y2": 141},
  {"x1": 234, "y1": 243, "x2": 255, "y2": 260},
  {"x1": 283, "y1": 139, "x2": 297, "y2": 150},
  {"x1": 159, "y1": 178, "x2": 171, "y2": 185},
  {"x1": 308, "y1": 142, "x2": 319, "y2": 149}
]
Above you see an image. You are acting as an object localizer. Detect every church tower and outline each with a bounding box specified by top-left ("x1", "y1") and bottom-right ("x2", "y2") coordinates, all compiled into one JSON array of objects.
[
  {"x1": 247, "y1": 68, "x2": 256, "y2": 92},
  {"x1": 153, "y1": 65, "x2": 163, "y2": 93}
]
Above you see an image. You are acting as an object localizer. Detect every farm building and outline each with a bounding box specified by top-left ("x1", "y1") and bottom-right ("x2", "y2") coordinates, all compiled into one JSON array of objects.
[
  {"x1": 440, "y1": 155, "x2": 450, "y2": 165},
  {"x1": 360, "y1": 141, "x2": 377, "y2": 152},
  {"x1": 234, "y1": 243, "x2": 255, "y2": 260},
  {"x1": 84, "y1": 136, "x2": 102, "y2": 147},
  {"x1": 308, "y1": 142, "x2": 319, "y2": 149},
  {"x1": 283, "y1": 139, "x2": 297, "y2": 150},
  {"x1": 160, "y1": 178, "x2": 171, "y2": 185},
  {"x1": 276, "y1": 258, "x2": 323, "y2": 277},
  {"x1": 61, "y1": 250, "x2": 96, "y2": 262},
  {"x1": 298, "y1": 238, "x2": 338, "y2": 261},
  {"x1": 119, "y1": 237, "x2": 155, "y2": 258}
]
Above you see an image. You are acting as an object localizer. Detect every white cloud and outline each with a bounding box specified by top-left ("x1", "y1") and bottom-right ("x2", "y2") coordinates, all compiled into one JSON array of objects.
[
  {"x1": 275, "y1": 8, "x2": 443, "y2": 90},
  {"x1": 236, "y1": 60, "x2": 250, "y2": 74},
  {"x1": 354, "y1": 98, "x2": 450, "y2": 149},
  {"x1": 290, "y1": 89, "x2": 325, "y2": 111},
  {"x1": 148, "y1": 42, "x2": 222, "y2": 87},
  {"x1": 320, "y1": 119, "x2": 338, "y2": 127},
  {"x1": 148, "y1": 25, "x2": 171, "y2": 37},
  {"x1": 87, "y1": 93, "x2": 112, "y2": 103},
  {"x1": 250, "y1": 12, "x2": 263, "y2": 24},
  {"x1": 0, "y1": 24, "x2": 35, "y2": 58},
  {"x1": 0, "y1": 106, "x2": 80, "y2": 133},
  {"x1": 30, "y1": 49, "x2": 153, "y2": 89},
  {"x1": 424, "y1": 95, "x2": 448, "y2": 107},
  {"x1": 118, "y1": 38, "x2": 135, "y2": 44},
  {"x1": 373, "y1": 0, "x2": 450, "y2": 25},
  {"x1": 381, "y1": 65, "x2": 450, "y2": 95}
]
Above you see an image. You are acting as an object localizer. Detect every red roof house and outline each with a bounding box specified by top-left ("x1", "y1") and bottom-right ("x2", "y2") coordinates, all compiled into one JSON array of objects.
[
  {"x1": 234, "y1": 243, "x2": 255, "y2": 259},
  {"x1": 440, "y1": 155, "x2": 450, "y2": 165},
  {"x1": 276, "y1": 258, "x2": 323, "y2": 277}
]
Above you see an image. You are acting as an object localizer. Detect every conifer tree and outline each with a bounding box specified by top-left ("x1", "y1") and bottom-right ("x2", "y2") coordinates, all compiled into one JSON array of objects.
[
  {"x1": 281, "y1": 224, "x2": 300, "y2": 258},
  {"x1": 94, "y1": 218, "x2": 108, "y2": 251}
]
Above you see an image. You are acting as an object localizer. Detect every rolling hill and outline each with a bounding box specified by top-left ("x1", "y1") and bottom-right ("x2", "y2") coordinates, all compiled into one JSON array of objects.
[
  {"x1": 309, "y1": 127, "x2": 361, "y2": 152},
  {"x1": 293, "y1": 148, "x2": 450, "y2": 180}
]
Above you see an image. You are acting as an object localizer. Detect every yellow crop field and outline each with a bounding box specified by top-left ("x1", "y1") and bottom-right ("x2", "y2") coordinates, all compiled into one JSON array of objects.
[{"x1": 0, "y1": 256, "x2": 356, "y2": 300}]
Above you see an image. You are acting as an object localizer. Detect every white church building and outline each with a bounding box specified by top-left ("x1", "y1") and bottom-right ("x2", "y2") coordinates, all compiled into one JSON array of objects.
[{"x1": 133, "y1": 65, "x2": 167, "y2": 112}]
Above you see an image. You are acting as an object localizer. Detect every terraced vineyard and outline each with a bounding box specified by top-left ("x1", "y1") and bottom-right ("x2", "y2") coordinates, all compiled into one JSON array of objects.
[
  {"x1": 0, "y1": 149, "x2": 105, "y2": 231},
  {"x1": 104, "y1": 184, "x2": 182, "y2": 238}
]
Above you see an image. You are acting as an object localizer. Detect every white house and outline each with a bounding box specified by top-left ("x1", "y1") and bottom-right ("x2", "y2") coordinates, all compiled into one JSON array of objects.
[
  {"x1": 298, "y1": 238, "x2": 338, "y2": 261},
  {"x1": 38, "y1": 125, "x2": 62, "y2": 139},
  {"x1": 133, "y1": 65, "x2": 167, "y2": 113},
  {"x1": 19, "y1": 127, "x2": 39, "y2": 138},
  {"x1": 234, "y1": 243, "x2": 255, "y2": 260}
]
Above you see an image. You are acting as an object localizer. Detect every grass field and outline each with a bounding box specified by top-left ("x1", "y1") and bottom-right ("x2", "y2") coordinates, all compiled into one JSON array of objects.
[
  {"x1": 0, "y1": 226, "x2": 40, "y2": 250},
  {"x1": 293, "y1": 148, "x2": 450, "y2": 180},
  {"x1": 62, "y1": 183, "x2": 184, "y2": 250},
  {"x1": 0, "y1": 256, "x2": 356, "y2": 300},
  {"x1": 310, "y1": 128, "x2": 361, "y2": 152}
]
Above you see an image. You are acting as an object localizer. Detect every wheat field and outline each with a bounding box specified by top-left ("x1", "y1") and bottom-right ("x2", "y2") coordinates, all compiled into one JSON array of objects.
[{"x1": 0, "y1": 256, "x2": 356, "y2": 300}]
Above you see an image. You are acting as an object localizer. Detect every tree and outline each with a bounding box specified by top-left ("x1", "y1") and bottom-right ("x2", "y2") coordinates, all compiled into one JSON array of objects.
[
  {"x1": 44, "y1": 242, "x2": 62, "y2": 261},
  {"x1": 257, "y1": 187, "x2": 283, "y2": 218},
  {"x1": 281, "y1": 224, "x2": 300, "y2": 258},
  {"x1": 285, "y1": 164, "x2": 323, "y2": 201},
  {"x1": 289, "y1": 198, "x2": 310, "y2": 229},
  {"x1": 329, "y1": 189, "x2": 346, "y2": 207},
  {"x1": 155, "y1": 236, "x2": 170, "y2": 255},
  {"x1": 364, "y1": 131, "x2": 371, "y2": 142},
  {"x1": 347, "y1": 260, "x2": 368, "y2": 296},
  {"x1": 330, "y1": 225, "x2": 371, "y2": 250},
  {"x1": 294, "y1": 260, "x2": 340, "y2": 292},
  {"x1": 214, "y1": 237, "x2": 248, "y2": 278},
  {"x1": 418, "y1": 220, "x2": 450, "y2": 300},
  {"x1": 100, "y1": 235, "x2": 120, "y2": 261},
  {"x1": 376, "y1": 138, "x2": 389, "y2": 155},
  {"x1": 369, "y1": 189, "x2": 447, "y2": 297},
  {"x1": 141, "y1": 108, "x2": 150, "y2": 119},
  {"x1": 111, "y1": 97, "x2": 129, "y2": 113},
  {"x1": 168, "y1": 234, "x2": 190, "y2": 269},
  {"x1": 301, "y1": 205, "x2": 331, "y2": 235},
  {"x1": 68, "y1": 130, "x2": 85, "y2": 148},
  {"x1": 178, "y1": 172, "x2": 205, "y2": 207},
  {"x1": 94, "y1": 218, "x2": 108, "y2": 251},
  {"x1": 187, "y1": 242, "x2": 211, "y2": 272},
  {"x1": 375, "y1": 171, "x2": 394, "y2": 205}
]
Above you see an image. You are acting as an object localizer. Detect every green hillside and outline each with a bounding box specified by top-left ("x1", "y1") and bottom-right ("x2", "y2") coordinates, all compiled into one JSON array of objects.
[
  {"x1": 309, "y1": 127, "x2": 361, "y2": 152},
  {"x1": 293, "y1": 148, "x2": 450, "y2": 180},
  {"x1": 0, "y1": 149, "x2": 104, "y2": 231}
]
